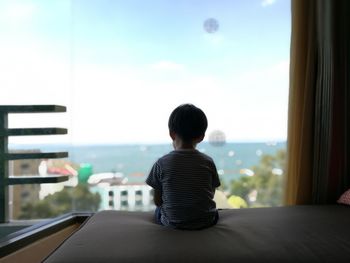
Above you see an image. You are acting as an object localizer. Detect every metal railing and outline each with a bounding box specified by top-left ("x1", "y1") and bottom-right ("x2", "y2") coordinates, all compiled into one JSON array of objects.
[{"x1": 0, "y1": 105, "x2": 68, "y2": 223}]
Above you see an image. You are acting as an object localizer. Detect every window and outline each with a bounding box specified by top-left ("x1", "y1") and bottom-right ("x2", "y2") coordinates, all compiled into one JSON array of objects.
[{"x1": 0, "y1": 0, "x2": 290, "y2": 220}]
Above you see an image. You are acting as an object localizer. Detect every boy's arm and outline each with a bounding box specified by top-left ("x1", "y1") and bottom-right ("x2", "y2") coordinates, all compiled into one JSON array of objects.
[
  {"x1": 211, "y1": 161, "x2": 221, "y2": 188},
  {"x1": 153, "y1": 189, "x2": 163, "y2": 206},
  {"x1": 146, "y1": 161, "x2": 163, "y2": 206}
]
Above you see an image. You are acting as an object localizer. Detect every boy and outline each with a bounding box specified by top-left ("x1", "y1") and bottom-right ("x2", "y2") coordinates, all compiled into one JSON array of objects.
[{"x1": 146, "y1": 104, "x2": 220, "y2": 230}]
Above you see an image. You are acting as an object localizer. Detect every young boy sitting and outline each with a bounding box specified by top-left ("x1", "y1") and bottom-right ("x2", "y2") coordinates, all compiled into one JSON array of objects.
[{"x1": 146, "y1": 104, "x2": 220, "y2": 230}]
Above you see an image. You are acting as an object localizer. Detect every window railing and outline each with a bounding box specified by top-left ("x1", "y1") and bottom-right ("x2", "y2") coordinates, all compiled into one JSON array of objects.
[{"x1": 0, "y1": 105, "x2": 68, "y2": 223}]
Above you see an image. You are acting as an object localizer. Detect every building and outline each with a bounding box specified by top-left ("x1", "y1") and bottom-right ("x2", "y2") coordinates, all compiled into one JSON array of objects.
[
  {"x1": 92, "y1": 183, "x2": 154, "y2": 211},
  {"x1": 9, "y1": 150, "x2": 42, "y2": 220}
]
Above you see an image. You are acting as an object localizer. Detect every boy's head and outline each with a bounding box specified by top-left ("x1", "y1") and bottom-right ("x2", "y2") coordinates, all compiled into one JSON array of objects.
[{"x1": 168, "y1": 104, "x2": 208, "y2": 143}]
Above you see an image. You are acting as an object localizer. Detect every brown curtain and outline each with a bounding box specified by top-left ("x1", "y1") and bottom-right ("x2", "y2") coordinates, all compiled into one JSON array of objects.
[{"x1": 285, "y1": 0, "x2": 350, "y2": 205}]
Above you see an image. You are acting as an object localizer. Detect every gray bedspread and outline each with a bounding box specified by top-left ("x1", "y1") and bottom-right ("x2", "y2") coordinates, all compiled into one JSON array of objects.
[{"x1": 43, "y1": 205, "x2": 350, "y2": 263}]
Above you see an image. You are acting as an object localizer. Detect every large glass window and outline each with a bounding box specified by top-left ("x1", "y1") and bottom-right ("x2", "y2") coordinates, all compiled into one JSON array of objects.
[{"x1": 0, "y1": 0, "x2": 290, "y2": 220}]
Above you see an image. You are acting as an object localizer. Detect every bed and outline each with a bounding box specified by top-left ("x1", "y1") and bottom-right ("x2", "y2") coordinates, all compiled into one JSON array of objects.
[{"x1": 43, "y1": 205, "x2": 350, "y2": 262}]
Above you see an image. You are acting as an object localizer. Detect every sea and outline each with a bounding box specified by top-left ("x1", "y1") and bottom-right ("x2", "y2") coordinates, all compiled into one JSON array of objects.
[{"x1": 10, "y1": 141, "x2": 286, "y2": 186}]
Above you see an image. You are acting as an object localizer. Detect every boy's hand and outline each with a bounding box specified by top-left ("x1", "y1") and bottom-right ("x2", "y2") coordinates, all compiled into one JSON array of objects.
[{"x1": 154, "y1": 190, "x2": 163, "y2": 206}]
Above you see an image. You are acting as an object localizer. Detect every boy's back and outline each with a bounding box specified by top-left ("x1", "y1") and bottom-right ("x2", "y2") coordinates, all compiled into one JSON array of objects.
[
  {"x1": 147, "y1": 149, "x2": 220, "y2": 229},
  {"x1": 146, "y1": 103, "x2": 220, "y2": 229}
]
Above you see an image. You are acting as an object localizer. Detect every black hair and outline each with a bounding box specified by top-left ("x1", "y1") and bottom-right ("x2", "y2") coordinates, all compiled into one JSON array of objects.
[{"x1": 168, "y1": 104, "x2": 208, "y2": 142}]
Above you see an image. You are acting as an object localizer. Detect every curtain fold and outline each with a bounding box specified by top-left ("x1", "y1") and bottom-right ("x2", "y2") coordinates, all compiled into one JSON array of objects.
[
  {"x1": 327, "y1": 0, "x2": 350, "y2": 202},
  {"x1": 285, "y1": 0, "x2": 350, "y2": 205},
  {"x1": 285, "y1": 0, "x2": 316, "y2": 205}
]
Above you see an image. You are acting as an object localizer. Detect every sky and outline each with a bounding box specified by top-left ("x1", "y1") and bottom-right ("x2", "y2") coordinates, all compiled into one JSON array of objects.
[{"x1": 0, "y1": 0, "x2": 291, "y2": 145}]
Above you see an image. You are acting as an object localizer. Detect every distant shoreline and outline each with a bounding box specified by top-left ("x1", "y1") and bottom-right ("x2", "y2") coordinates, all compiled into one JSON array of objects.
[{"x1": 9, "y1": 140, "x2": 287, "y2": 149}]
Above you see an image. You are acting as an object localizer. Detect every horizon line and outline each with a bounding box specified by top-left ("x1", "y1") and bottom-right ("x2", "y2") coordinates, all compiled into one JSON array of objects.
[{"x1": 9, "y1": 140, "x2": 287, "y2": 147}]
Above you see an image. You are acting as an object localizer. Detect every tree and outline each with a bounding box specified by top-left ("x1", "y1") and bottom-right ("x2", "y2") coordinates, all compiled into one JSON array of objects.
[
  {"x1": 229, "y1": 149, "x2": 286, "y2": 207},
  {"x1": 19, "y1": 184, "x2": 101, "y2": 219}
]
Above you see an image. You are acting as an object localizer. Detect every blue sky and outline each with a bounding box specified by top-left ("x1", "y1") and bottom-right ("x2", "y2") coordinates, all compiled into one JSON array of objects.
[{"x1": 0, "y1": 0, "x2": 291, "y2": 145}]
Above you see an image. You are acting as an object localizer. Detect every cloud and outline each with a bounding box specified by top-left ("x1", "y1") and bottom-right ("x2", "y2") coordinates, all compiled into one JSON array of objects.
[
  {"x1": 261, "y1": 0, "x2": 277, "y2": 7},
  {"x1": 2, "y1": 2, "x2": 37, "y2": 22},
  {"x1": 1, "y1": 44, "x2": 289, "y2": 144},
  {"x1": 202, "y1": 34, "x2": 224, "y2": 47},
  {"x1": 150, "y1": 61, "x2": 185, "y2": 71}
]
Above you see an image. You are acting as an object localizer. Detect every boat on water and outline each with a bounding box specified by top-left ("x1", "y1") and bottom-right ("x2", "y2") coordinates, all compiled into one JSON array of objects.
[{"x1": 88, "y1": 172, "x2": 127, "y2": 186}]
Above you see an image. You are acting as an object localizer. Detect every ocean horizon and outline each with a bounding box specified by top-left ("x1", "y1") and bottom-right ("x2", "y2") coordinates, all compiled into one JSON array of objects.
[{"x1": 9, "y1": 141, "x2": 286, "y2": 185}]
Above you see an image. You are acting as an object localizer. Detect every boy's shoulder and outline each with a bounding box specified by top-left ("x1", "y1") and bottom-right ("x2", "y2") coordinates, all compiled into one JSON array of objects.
[{"x1": 159, "y1": 150, "x2": 214, "y2": 162}]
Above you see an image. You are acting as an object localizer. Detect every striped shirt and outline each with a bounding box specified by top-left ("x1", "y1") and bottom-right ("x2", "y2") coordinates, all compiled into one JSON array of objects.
[{"x1": 146, "y1": 149, "x2": 220, "y2": 229}]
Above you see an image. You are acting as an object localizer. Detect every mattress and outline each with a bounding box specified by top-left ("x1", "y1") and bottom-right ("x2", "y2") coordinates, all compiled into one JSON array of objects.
[{"x1": 43, "y1": 205, "x2": 350, "y2": 263}]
